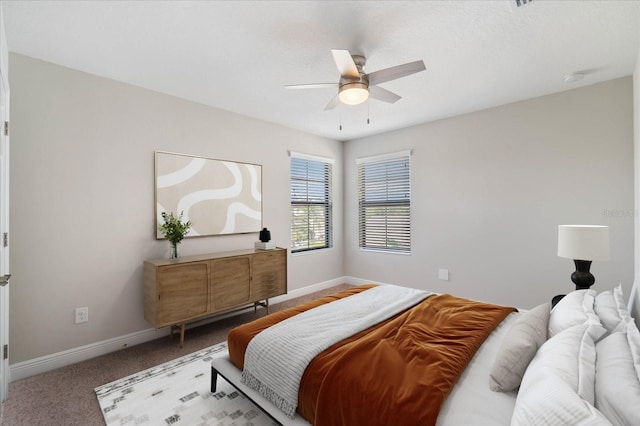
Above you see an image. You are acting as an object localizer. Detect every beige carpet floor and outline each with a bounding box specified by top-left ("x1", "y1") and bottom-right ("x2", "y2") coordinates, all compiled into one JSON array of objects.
[{"x1": 0, "y1": 284, "x2": 351, "y2": 426}]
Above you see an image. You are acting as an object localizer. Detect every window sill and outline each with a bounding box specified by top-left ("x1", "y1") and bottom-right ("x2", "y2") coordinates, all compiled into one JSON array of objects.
[
  {"x1": 291, "y1": 247, "x2": 334, "y2": 257},
  {"x1": 359, "y1": 248, "x2": 411, "y2": 256}
]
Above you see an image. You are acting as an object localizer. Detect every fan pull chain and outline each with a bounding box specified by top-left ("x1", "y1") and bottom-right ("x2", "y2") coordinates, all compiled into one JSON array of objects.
[
  {"x1": 339, "y1": 111, "x2": 343, "y2": 131},
  {"x1": 367, "y1": 100, "x2": 371, "y2": 125}
]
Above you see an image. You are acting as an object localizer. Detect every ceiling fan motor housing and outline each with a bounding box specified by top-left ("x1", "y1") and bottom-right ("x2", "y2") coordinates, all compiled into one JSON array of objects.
[{"x1": 338, "y1": 54, "x2": 369, "y2": 105}]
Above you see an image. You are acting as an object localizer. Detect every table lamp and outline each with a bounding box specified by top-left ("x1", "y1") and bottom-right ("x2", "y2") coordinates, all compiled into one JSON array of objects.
[{"x1": 557, "y1": 225, "x2": 609, "y2": 290}]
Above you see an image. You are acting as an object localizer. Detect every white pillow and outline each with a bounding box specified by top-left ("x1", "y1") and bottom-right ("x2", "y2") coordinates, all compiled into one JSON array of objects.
[
  {"x1": 595, "y1": 284, "x2": 632, "y2": 332},
  {"x1": 511, "y1": 374, "x2": 611, "y2": 425},
  {"x1": 489, "y1": 303, "x2": 550, "y2": 392},
  {"x1": 511, "y1": 324, "x2": 609, "y2": 425},
  {"x1": 548, "y1": 289, "x2": 600, "y2": 338},
  {"x1": 595, "y1": 322, "x2": 640, "y2": 425},
  {"x1": 627, "y1": 319, "x2": 640, "y2": 372}
]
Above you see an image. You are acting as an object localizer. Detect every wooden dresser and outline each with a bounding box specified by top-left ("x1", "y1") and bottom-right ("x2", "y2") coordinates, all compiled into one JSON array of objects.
[{"x1": 144, "y1": 247, "x2": 287, "y2": 346}]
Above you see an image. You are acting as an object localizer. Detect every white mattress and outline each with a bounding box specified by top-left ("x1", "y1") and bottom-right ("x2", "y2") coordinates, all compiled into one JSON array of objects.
[{"x1": 212, "y1": 310, "x2": 521, "y2": 425}]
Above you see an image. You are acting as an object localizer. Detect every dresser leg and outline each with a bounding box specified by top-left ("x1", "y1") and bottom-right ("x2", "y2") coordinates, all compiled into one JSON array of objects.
[{"x1": 170, "y1": 323, "x2": 186, "y2": 347}]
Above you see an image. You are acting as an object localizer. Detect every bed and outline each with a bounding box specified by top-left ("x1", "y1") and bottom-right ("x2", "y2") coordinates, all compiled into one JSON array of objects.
[{"x1": 211, "y1": 281, "x2": 640, "y2": 425}]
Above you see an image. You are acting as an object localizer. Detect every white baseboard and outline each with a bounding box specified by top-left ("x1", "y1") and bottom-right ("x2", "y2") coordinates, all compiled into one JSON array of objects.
[
  {"x1": 10, "y1": 327, "x2": 170, "y2": 382},
  {"x1": 343, "y1": 276, "x2": 391, "y2": 286},
  {"x1": 270, "y1": 277, "x2": 349, "y2": 304},
  {"x1": 9, "y1": 277, "x2": 351, "y2": 382}
]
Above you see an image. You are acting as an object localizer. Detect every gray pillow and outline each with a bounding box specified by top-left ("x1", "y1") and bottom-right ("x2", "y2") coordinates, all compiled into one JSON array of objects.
[{"x1": 489, "y1": 302, "x2": 550, "y2": 392}]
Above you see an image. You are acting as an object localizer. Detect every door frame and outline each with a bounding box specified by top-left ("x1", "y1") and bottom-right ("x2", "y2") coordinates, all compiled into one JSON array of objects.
[
  {"x1": 0, "y1": 67, "x2": 9, "y2": 403},
  {"x1": 0, "y1": 0, "x2": 11, "y2": 403}
]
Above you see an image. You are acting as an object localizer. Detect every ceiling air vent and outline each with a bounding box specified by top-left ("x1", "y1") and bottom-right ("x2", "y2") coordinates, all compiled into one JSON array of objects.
[{"x1": 512, "y1": 0, "x2": 533, "y2": 8}]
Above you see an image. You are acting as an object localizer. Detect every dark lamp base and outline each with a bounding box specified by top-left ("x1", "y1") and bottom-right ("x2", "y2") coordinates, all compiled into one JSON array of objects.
[{"x1": 571, "y1": 259, "x2": 595, "y2": 290}]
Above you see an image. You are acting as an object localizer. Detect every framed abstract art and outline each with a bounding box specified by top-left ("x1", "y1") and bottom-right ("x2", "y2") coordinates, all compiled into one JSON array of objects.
[{"x1": 155, "y1": 151, "x2": 262, "y2": 238}]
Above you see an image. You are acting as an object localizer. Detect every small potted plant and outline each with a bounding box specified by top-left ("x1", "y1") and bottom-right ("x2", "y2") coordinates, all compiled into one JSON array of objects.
[{"x1": 159, "y1": 211, "x2": 192, "y2": 259}]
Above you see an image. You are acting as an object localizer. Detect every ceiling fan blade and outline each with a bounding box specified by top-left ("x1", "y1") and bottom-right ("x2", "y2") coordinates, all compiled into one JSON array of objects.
[
  {"x1": 369, "y1": 86, "x2": 402, "y2": 104},
  {"x1": 367, "y1": 60, "x2": 426, "y2": 85},
  {"x1": 331, "y1": 49, "x2": 360, "y2": 78},
  {"x1": 284, "y1": 83, "x2": 337, "y2": 90},
  {"x1": 324, "y1": 95, "x2": 341, "y2": 111}
]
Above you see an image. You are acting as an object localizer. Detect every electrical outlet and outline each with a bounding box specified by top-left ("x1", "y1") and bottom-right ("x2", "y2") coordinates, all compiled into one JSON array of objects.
[
  {"x1": 75, "y1": 307, "x2": 88, "y2": 324},
  {"x1": 438, "y1": 268, "x2": 449, "y2": 281}
]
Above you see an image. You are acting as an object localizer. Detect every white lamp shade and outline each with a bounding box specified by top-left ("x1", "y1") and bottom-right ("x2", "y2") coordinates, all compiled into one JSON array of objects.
[{"x1": 557, "y1": 225, "x2": 610, "y2": 261}]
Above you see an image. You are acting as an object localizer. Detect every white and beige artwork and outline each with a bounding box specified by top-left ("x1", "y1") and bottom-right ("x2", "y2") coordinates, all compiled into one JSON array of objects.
[{"x1": 155, "y1": 151, "x2": 262, "y2": 237}]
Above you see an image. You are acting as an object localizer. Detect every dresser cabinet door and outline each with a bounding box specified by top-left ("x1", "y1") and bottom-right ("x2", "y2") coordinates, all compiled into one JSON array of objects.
[
  {"x1": 251, "y1": 250, "x2": 286, "y2": 300},
  {"x1": 157, "y1": 262, "x2": 209, "y2": 326},
  {"x1": 211, "y1": 256, "x2": 251, "y2": 311}
]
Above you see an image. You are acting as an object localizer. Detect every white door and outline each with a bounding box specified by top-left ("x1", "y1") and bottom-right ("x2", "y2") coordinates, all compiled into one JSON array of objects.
[{"x1": 0, "y1": 67, "x2": 9, "y2": 403}]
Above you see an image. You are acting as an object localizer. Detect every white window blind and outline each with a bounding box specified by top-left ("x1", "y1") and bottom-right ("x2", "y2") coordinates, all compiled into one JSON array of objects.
[
  {"x1": 357, "y1": 152, "x2": 411, "y2": 253},
  {"x1": 290, "y1": 153, "x2": 333, "y2": 253}
]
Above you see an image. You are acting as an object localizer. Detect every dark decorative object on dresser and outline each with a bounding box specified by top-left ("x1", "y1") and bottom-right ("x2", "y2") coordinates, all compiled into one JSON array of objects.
[{"x1": 259, "y1": 227, "x2": 271, "y2": 242}]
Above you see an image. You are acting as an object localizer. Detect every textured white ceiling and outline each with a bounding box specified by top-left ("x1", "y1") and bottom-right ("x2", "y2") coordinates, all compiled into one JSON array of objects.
[{"x1": 3, "y1": 1, "x2": 639, "y2": 141}]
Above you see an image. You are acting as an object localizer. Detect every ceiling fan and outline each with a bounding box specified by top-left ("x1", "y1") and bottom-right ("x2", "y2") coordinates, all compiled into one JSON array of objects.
[{"x1": 285, "y1": 49, "x2": 426, "y2": 110}]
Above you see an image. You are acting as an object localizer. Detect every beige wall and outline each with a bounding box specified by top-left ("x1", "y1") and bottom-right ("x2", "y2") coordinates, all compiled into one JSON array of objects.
[
  {"x1": 345, "y1": 77, "x2": 634, "y2": 308},
  {"x1": 9, "y1": 54, "x2": 344, "y2": 363},
  {"x1": 9, "y1": 53, "x2": 636, "y2": 367}
]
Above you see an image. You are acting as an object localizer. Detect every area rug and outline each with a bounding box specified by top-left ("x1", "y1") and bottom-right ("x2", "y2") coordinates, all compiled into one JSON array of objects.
[{"x1": 95, "y1": 342, "x2": 277, "y2": 425}]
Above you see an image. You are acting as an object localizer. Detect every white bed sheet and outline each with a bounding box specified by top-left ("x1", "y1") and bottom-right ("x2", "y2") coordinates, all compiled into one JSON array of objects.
[
  {"x1": 437, "y1": 310, "x2": 520, "y2": 425},
  {"x1": 212, "y1": 310, "x2": 522, "y2": 425}
]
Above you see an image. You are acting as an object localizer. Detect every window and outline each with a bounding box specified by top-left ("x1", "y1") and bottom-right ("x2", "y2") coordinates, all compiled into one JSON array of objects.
[
  {"x1": 357, "y1": 151, "x2": 411, "y2": 253},
  {"x1": 290, "y1": 152, "x2": 333, "y2": 253}
]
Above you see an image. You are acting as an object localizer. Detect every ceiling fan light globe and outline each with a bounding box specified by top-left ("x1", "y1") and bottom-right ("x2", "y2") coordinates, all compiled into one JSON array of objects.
[{"x1": 338, "y1": 83, "x2": 369, "y2": 105}]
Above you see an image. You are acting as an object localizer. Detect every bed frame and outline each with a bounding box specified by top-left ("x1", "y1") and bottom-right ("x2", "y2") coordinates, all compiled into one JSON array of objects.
[
  {"x1": 211, "y1": 356, "x2": 310, "y2": 425},
  {"x1": 211, "y1": 279, "x2": 640, "y2": 426}
]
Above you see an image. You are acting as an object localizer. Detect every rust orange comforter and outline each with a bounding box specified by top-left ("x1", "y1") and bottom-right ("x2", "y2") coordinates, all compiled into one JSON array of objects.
[{"x1": 228, "y1": 285, "x2": 515, "y2": 426}]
